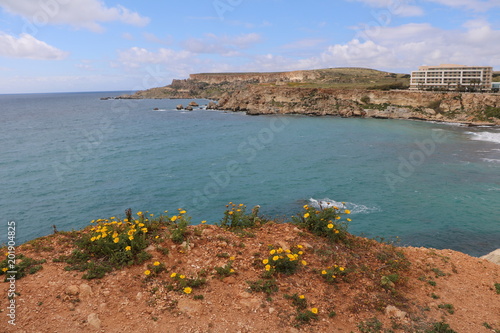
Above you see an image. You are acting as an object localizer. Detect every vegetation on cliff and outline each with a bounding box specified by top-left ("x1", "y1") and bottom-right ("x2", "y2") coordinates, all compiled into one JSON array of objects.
[{"x1": 1, "y1": 203, "x2": 499, "y2": 332}]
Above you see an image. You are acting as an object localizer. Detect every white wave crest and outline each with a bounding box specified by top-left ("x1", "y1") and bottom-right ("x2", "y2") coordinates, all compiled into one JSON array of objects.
[
  {"x1": 467, "y1": 131, "x2": 500, "y2": 144},
  {"x1": 308, "y1": 198, "x2": 380, "y2": 214}
]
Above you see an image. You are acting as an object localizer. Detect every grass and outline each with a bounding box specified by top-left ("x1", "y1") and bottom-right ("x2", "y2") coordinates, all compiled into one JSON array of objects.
[{"x1": 0, "y1": 254, "x2": 46, "y2": 281}]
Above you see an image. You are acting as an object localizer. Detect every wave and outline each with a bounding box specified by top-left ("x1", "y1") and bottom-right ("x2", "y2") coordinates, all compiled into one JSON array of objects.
[
  {"x1": 482, "y1": 158, "x2": 500, "y2": 164},
  {"x1": 467, "y1": 131, "x2": 500, "y2": 145},
  {"x1": 308, "y1": 198, "x2": 380, "y2": 214}
]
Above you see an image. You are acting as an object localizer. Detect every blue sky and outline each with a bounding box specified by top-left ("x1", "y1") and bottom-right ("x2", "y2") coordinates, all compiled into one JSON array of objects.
[{"x1": 0, "y1": 0, "x2": 499, "y2": 93}]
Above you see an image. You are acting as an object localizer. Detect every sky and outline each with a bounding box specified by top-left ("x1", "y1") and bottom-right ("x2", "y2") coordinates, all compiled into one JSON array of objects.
[{"x1": 0, "y1": 0, "x2": 500, "y2": 94}]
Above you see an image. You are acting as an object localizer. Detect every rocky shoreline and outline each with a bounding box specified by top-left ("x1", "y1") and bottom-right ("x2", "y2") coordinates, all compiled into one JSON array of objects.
[{"x1": 117, "y1": 68, "x2": 500, "y2": 126}]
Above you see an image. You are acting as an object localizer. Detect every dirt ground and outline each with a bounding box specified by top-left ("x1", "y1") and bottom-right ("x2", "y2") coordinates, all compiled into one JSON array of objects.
[{"x1": 1, "y1": 223, "x2": 499, "y2": 333}]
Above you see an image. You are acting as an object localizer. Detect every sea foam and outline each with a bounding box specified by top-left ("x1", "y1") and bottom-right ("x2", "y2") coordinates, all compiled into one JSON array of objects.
[{"x1": 308, "y1": 198, "x2": 380, "y2": 214}]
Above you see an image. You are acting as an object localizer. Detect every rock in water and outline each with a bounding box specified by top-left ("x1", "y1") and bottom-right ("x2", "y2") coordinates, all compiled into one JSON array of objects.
[
  {"x1": 176, "y1": 104, "x2": 183, "y2": 110},
  {"x1": 207, "y1": 101, "x2": 218, "y2": 110},
  {"x1": 481, "y1": 249, "x2": 500, "y2": 265},
  {"x1": 185, "y1": 106, "x2": 194, "y2": 111},
  {"x1": 188, "y1": 101, "x2": 199, "y2": 107}
]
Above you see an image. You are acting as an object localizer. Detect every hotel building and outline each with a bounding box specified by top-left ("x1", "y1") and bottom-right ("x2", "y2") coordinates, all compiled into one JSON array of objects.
[{"x1": 410, "y1": 64, "x2": 493, "y2": 91}]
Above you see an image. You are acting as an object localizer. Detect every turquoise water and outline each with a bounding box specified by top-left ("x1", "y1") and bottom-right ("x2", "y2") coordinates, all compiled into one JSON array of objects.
[{"x1": 1, "y1": 92, "x2": 499, "y2": 256}]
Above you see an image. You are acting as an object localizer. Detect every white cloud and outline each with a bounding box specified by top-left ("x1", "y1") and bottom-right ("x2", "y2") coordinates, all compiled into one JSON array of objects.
[
  {"x1": 0, "y1": 0, "x2": 150, "y2": 32},
  {"x1": 348, "y1": 0, "x2": 424, "y2": 17},
  {"x1": 425, "y1": 0, "x2": 500, "y2": 11},
  {"x1": 0, "y1": 32, "x2": 68, "y2": 60},
  {"x1": 182, "y1": 33, "x2": 262, "y2": 56}
]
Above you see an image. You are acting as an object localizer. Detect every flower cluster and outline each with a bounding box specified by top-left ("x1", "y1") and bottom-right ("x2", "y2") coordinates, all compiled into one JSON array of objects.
[
  {"x1": 262, "y1": 245, "x2": 306, "y2": 276},
  {"x1": 144, "y1": 260, "x2": 166, "y2": 278},
  {"x1": 292, "y1": 204, "x2": 351, "y2": 243},
  {"x1": 320, "y1": 265, "x2": 348, "y2": 284},
  {"x1": 168, "y1": 272, "x2": 206, "y2": 294}
]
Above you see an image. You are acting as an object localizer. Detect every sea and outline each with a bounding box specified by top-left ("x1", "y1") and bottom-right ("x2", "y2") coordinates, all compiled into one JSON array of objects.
[{"x1": 1, "y1": 92, "x2": 499, "y2": 257}]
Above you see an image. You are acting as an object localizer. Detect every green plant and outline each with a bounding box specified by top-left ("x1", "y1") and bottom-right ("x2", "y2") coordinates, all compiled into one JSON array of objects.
[
  {"x1": 284, "y1": 293, "x2": 308, "y2": 310},
  {"x1": 431, "y1": 293, "x2": 440, "y2": 299},
  {"x1": 380, "y1": 274, "x2": 400, "y2": 291},
  {"x1": 319, "y1": 265, "x2": 348, "y2": 284},
  {"x1": 247, "y1": 279, "x2": 278, "y2": 295},
  {"x1": 295, "y1": 308, "x2": 319, "y2": 324},
  {"x1": 214, "y1": 259, "x2": 235, "y2": 279},
  {"x1": 360, "y1": 95, "x2": 371, "y2": 104},
  {"x1": 425, "y1": 322, "x2": 457, "y2": 333},
  {"x1": 292, "y1": 204, "x2": 350, "y2": 243},
  {"x1": 495, "y1": 282, "x2": 500, "y2": 294},
  {"x1": 57, "y1": 209, "x2": 192, "y2": 279},
  {"x1": 438, "y1": 303, "x2": 455, "y2": 314},
  {"x1": 431, "y1": 268, "x2": 446, "y2": 277},
  {"x1": 358, "y1": 317, "x2": 383, "y2": 333},
  {"x1": 0, "y1": 254, "x2": 46, "y2": 281},
  {"x1": 261, "y1": 245, "x2": 305, "y2": 276},
  {"x1": 218, "y1": 203, "x2": 264, "y2": 232},
  {"x1": 168, "y1": 272, "x2": 206, "y2": 293}
]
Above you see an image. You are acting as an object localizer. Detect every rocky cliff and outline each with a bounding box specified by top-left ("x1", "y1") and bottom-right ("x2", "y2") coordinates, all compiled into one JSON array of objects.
[
  {"x1": 215, "y1": 85, "x2": 500, "y2": 125},
  {"x1": 120, "y1": 68, "x2": 500, "y2": 125}
]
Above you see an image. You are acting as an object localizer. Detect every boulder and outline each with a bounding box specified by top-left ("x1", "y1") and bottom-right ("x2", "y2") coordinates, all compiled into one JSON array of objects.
[
  {"x1": 188, "y1": 101, "x2": 199, "y2": 107},
  {"x1": 207, "y1": 101, "x2": 218, "y2": 110},
  {"x1": 185, "y1": 106, "x2": 194, "y2": 111},
  {"x1": 481, "y1": 249, "x2": 500, "y2": 265},
  {"x1": 176, "y1": 104, "x2": 184, "y2": 110}
]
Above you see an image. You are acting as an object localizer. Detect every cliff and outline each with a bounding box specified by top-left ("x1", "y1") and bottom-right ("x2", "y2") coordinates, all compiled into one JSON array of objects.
[
  {"x1": 216, "y1": 86, "x2": 500, "y2": 125},
  {"x1": 120, "y1": 67, "x2": 500, "y2": 125},
  {"x1": 1, "y1": 214, "x2": 499, "y2": 333}
]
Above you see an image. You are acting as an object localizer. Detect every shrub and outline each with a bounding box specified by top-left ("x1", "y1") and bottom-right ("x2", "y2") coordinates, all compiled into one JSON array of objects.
[
  {"x1": 261, "y1": 245, "x2": 306, "y2": 276},
  {"x1": 218, "y1": 203, "x2": 264, "y2": 232},
  {"x1": 0, "y1": 254, "x2": 46, "y2": 281},
  {"x1": 292, "y1": 204, "x2": 350, "y2": 243},
  {"x1": 319, "y1": 265, "x2": 348, "y2": 284}
]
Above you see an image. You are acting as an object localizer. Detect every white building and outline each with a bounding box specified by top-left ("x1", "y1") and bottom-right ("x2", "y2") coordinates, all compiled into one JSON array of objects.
[{"x1": 410, "y1": 64, "x2": 493, "y2": 91}]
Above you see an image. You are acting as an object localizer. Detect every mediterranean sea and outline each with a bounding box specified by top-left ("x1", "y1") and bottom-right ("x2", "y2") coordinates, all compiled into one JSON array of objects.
[{"x1": 1, "y1": 92, "x2": 499, "y2": 256}]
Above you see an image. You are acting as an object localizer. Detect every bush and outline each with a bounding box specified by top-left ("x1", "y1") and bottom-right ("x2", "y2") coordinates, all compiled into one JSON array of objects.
[
  {"x1": 218, "y1": 203, "x2": 264, "y2": 232},
  {"x1": 292, "y1": 204, "x2": 350, "y2": 243}
]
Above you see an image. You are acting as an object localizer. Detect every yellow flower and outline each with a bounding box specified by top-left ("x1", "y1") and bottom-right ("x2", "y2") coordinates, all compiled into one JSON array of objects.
[
  {"x1": 265, "y1": 265, "x2": 271, "y2": 271},
  {"x1": 327, "y1": 223, "x2": 334, "y2": 229},
  {"x1": 297, "y1": 245, "x2": 303, "y2": 249},
  {"x1": 201, "y1": 220, "x2": 206, "y2": 224},
  {"x1": 239, "y1": 203, "x2": 244, "y2": 206},
  {"x1": 301, "y1": 260, "x2": 307, "y2": 266},
  {"x1": 138, "y1": 223, "x2": 145, "y2": 227},
  {"x1": 180, "y1": 210, "x2": 186, "y2": 214},
  {"x1": 229, "y1": 256, "x2": 235, "y2": 261},
  {"x1": 170, "y1": 273, "x2": 177, "y2": 278},
  {"x1": 321, "y1": 270, "x2": 327, "y2": 275},
  {"x1": 153, "y1": 261, "x2": 160, "y2": 266},
  {"x1": 230, "y1": 269, "x2": 235, "y2": 273},
  {"x1": 277, "y1": 248, "x2": 283, "y2": 254},
  {"x1": 183, "y1": 287, "x2": 192, "y2": 294},
  {"x1": 125, "y1": 246, "x2": 131, "y2": 251},
  {"x1": 344, "y1": 209, "x2": 351, "y2": 214},
  {"x1": 347, "y1": 218, "x2": 352, "y2": 222},
  {"x1": 262, "y1": 259, "x2": 269, "y2": 264},
  {"x1": 335, "y1": 230, "x2": 340, "y2": 234},
  {"x1": 150, "y1": 214, "x2": 154, "y2": 217},
  {"x1": 113, "y1": 237, "x2": 119, "y2": 243},
  {"x1": 164, "y1": 210, "x2": 168, "y2": 213},
  {"x1": 228, "y1": 211, "x2": 233, "y2": 215},
  {"x1": 90, "y1": 237, "x2": 96, "y2": 242},
  {"x1": 144, "y1": 270, "x2": 151, "y2": 276},
  {"x1": 272, "y1": 256, "x2": 279, "y2": 261},
  {"x1": 141, "y1": 227, "x2": 148, "y2": 233},
  {"x1": 303, "y1": 213, "x2": 310, "y2": 218},
  {"x1": 303, "y1": 204, "x2": 309, "y2": 209},
  {"x1": 339, "y1": 267, "x2": 345, "y2": 271},
  {"x1": 96, "y1": 235, "x2": 101, "y2": 240},
  {"x1": 287, "y1": 254, "x2": 295, "y2": 260},
  {"x1": 171, "y1": 216, "x2": 178, "y2": 222},
  {"x1": 180, "y1": 275, "x2": 185, "y2": 279},
  {"x1": 128, "y1": 235, "x2": 134, "y2": 241},
  {"x1": 335, "y1": 216, "x2": 341, "y2": 220},
  {"x1": 155, "y1": 235, "x2": 159, "y2": 239},
  {"x1": 2, "y1": 267, "x2": 8, "y2": 272},
  {"x1": 236, "y1": 209, "x2": 241, "y2": 212},
  {"x1": 269, "y1": 249, "x2": 276, "y2": 255},
  {"x1": 299, "y1": 295, "x2": 305, "y2": 299},
  {"x1": 311, "y1": 308, "x2": 318, "y2": 314},
  {"x1": 298, "y1": 251, "x2": 303, "y2": 255},
  {"x1": 137, "y1": 211, "x2": 143, "y2": 216}
]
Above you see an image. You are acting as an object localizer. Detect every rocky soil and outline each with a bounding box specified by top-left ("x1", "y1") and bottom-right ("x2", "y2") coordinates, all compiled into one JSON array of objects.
[{"x1": 1, "y1": 223, "x2": 499, "y2": 333}]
